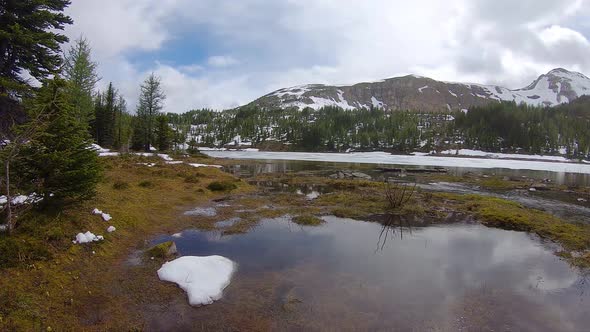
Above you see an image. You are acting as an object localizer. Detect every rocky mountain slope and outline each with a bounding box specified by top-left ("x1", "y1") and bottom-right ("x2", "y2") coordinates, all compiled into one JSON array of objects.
[{"x1": 248, "y1": 68, "x2": 590, "y2": 112}]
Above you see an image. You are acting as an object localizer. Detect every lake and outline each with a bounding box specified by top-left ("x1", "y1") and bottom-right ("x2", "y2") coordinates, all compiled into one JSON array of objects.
[{"x1": 146, "y1": 216, "x2": 589, "y2": 331}]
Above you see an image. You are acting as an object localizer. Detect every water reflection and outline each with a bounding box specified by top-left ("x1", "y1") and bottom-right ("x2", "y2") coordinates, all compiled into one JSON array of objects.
[
  {"x1": 148, "y1": 216, "x2": 589, "y2": 331},
  {"x1": 226, "y1": 159, "x2": 590, "y2": 187}
]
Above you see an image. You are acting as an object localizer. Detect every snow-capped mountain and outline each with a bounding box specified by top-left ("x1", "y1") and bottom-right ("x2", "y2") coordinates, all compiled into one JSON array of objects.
[{"x1": 248, "y1": 68, "x2": 590, "y2": 112}]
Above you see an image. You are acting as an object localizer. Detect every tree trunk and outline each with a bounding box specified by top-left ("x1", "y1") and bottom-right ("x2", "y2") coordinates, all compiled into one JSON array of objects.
[{"x1": 5, "y1": 160, "x2": 12, "y2": 235}]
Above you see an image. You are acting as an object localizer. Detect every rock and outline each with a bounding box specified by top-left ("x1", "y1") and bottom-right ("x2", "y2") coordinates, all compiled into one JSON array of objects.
[
  {"x1": 529, "y1": 188, "x2": 537, "y2": 192},
  {"x1": 146, "y1": 241, "x2": 178, "y2": 259},
  {"x1": 530, "y1": 183, "x2": 549, "y2": 191},
  {"x1": 578, "y1": 198, "x2": 588, "y2": 203},
  {"x1": 351, "y1": 172, "x2": 372, "y2": 180}
]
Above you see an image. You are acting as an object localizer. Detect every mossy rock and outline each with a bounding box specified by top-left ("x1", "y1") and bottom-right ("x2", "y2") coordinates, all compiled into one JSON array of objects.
[
  {"x1": 145, "y1": 241, "x2": 178, "y2": 259},
  {"x1": 292, "y1": 215, "x2": 324, "y2": 226}
]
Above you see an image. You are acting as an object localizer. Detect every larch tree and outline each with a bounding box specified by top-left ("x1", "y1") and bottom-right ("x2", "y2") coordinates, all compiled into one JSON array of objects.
[
  {"x1": 136, "y1": 73, "x2": 165, "y2": 151},
  {"x1": 62, "y1": 36, "x2": 100, "y2": 125}
]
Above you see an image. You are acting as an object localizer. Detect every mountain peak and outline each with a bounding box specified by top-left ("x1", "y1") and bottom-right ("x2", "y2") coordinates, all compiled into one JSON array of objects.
[{"x1": 249, "y1": 69, "x2": 590, "y2": 112}]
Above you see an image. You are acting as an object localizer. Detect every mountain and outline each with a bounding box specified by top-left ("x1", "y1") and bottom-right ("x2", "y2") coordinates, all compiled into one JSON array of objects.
[{"x1": 248, "y1": 68, "x2": 590, "y2": 112}]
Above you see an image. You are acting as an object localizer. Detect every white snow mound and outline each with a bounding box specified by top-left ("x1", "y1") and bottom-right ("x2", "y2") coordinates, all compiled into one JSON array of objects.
[
  {"x1": 101, "y1": 213, "x2": 112, "y2": 222},
  {"x1": 157, "y1": 256, "x2": 236, "y2": 306},
  {"x1": 75, "y1": 231, "x2": 104, "y2": 244}
]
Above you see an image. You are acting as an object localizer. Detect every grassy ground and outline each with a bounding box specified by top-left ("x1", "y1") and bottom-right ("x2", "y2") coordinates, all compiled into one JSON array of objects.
[
  {"x1": 0, "y1": 159, "x2": 589, "y2": 330},
  {"x1": 0, "y1": 155, "x2": 252, "y2": 331}
]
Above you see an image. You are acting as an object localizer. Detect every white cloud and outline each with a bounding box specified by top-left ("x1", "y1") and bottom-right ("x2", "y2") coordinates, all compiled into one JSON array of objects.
[
  {"x1": 64, "y1": 0, "x2": 590, "y2": 113},
  {"x1": 207, "y1": 55, "x2": 239, "y2": 68}
]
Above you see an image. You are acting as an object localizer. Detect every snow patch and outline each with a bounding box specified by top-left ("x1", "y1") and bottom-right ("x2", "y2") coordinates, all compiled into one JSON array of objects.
[
  {"x1": 188, "y1": 163, "x2": 223, "y2": 169},
  {"x1": 157, "y1": 256, "x2": 236, "y2": 306},
  {"x1": 440, "y1": 149, "x2": 570, "y2": 162},
  {"x1": 101, "y1": 213, "x2": 112, "y2": 222},
  {"x1": 74, "y1": 231, "x2": 104, "y2": 244},
  {"x1": 107, "y1": 226, "x2": 116, "y2": 233}
]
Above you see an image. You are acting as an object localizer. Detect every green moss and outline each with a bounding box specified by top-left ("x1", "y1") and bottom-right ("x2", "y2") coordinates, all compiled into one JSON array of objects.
[
  {"x1": 292, "y1": 215, "x2": 324, "y2": 226},
  {"x1": 145, "y1": 241, "x2": 177, "y2": 259},
  {"x1": 331, "y1": 207, "x2": 366, "y2": 219},
  {"x1": 432, "y1": 192, "x2": 590, "y2": 253},
  {"x1": 0, "y1": 236, "x2": 52, "y2": 268},
  {"x1": 207, "y1": 181, "x2": 238, "y2": 192}
]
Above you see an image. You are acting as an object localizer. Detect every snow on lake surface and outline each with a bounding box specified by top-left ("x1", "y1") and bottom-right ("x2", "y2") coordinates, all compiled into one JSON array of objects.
[
  {"x1": 440, "y1": 149, "x2": 570, "y2": 162},
  {"x1": 157, "y1": 256, "x2": 236, "y2": 306},
  {"x1": 202, "y1": 150, "x2": 590, "y2": 174}
]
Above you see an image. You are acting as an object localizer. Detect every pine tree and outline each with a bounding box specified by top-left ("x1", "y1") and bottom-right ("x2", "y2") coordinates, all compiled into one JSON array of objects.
[
  {"x1": 0, "y1": 0, "x2": 72, "y2": 97},
  {"x1": 63, "y1": 36, "x2": 100, "y2": 125},
  {"x1": 155, "y1": 114, "x2": 172, "y2": 151},
  {"x1": 136, "y1": 74, "x2": 165, "y2": 151},
  {"x1": 22, "y1": 78, "x2": 101, "y2": 206},
  {"x1": 93, "y1": 83, "x2": 117, "y2": 147}
]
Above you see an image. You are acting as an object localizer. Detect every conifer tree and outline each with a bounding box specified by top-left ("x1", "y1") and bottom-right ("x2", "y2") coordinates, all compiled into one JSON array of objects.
[
  {"x1": 136, "y1": 74, "x2": 165, "y2": 151},
  {"x1": 0, "y1": 0, "x2": 72, "y2": 98},
  {"x1": 63, "y1": 36, "x2": 100, "y2": 124},
  {"x1": 155, "y1": 114, "x2": 172, "y2": 151},
  {"x1": 22, "y1": 78, "x2": 101, "y2": 205}
]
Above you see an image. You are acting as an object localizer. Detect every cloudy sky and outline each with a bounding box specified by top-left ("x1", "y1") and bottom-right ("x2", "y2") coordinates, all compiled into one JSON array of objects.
[{"x1": 64, "y1": 0, "x2": 590, "y2": 113}]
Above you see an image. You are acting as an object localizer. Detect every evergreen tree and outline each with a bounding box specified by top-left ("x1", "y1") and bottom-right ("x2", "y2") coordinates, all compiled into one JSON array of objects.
[
  {"x1": 113, "y1": 95, "x2": 132, "y2": 150},
  {"x1": 22, "y1": 78, "x2": 101, "y2": 205},
  {"x1": 155, "y1": 114, "x2": 172, "y2": 151},
  {"x1": 93, "y1": 83, "x2": 117, "y2": 147},
  {"x1": 136, "y1": 74, "x2": 165, "y2": 151},
  {"x1": 63, "y1": 36, "x2": 100, "y2": 124},
  {"x1": 0, "y1": 0, "x2": 72, "y2": 98}
]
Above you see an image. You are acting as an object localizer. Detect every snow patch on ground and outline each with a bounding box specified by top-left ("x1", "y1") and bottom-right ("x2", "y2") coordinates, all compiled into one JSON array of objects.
[
  {"x1": 157, "y1": 256, "x2": 236, "y2": 306},
  {"x1": 74, "y1": 231, "x2": 104, "y2": 244},
  {"x1": 101, "y1": 213, "x2": 112, "y2": 222},
  {"x1": 188, "y1": 163, "x2": 223, "y2": 169},
  {"x1": 107, "y1": 226, "x2": 116, "y2": 233}
]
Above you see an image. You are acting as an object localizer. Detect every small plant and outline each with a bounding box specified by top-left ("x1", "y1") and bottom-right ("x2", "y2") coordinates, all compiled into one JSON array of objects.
[
  {"x1": 207, "y1": 181, "x2": 237, "y2": 192},
  {"x1": 112, "y1": 181, "x2": 129, "y2": 190},
  {"x1": 138, "y1": 180, "x2": 155, "y2": 188},
  {"x1": 384, "y1": 182, "x2": 416, "y2": 210},
  {"x1": 184, "y1": 174, "x2": 200, "y2": 184},
  {"x1": 292, "y1": 215, "x2": 324, "y2": 226}
]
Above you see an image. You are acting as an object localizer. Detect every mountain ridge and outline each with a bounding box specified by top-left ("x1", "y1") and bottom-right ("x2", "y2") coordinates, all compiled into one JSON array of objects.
[{"x1": 247, "y1": 68, "x2": 590, "y2": 112}]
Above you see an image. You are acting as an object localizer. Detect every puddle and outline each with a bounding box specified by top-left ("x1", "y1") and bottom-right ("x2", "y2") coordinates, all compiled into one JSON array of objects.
[
  {"x1": 215, "y1": 217, "x2": 241, "y2": 228},
  {"x1": 183, "y1": 207, "x2": 217, "y2": 217},
  {"x1": 146, "y1": 216, "x2": 589, "y2": 331}
]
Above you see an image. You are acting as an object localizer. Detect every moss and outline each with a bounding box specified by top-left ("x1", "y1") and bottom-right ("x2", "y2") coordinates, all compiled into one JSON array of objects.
[
  {"x1": 431, "y1": 192, "x2": 590, "y2": 254},
  {"x1": 0, "y1": 236, "x2": 52, "y2": 268},
  {"x1": 292, "y1": 215, "x2": 324, "y2": 226},
  {"x1": 207, "y1": 181, "x2": 238, "y2": 192},
  {"x1": 112, "y1": 181, "x2": 129, "y2": 190},
  {"x1": 138, "y1": 180, "x2": 155, "y2": 188},
  {"x1": 184, "y1": 174, "x2": 201, "y2": 183},
  {"x1": 145, "y1": 241, "x2": 177, "y2": 259},
  {"x1": 400, "y1": 202, "x2": 426, "y2": 216},
  {"x1": 331, "y1": 207, "x2": 366, "y2": 219}
]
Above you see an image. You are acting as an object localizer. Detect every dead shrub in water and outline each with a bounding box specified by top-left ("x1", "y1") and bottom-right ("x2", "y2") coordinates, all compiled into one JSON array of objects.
[{"x1": 384, "y1": 182, "x2": 416, "y2": 210}]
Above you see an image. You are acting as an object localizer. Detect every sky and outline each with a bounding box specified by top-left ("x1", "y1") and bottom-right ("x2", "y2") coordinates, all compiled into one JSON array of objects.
[{"x1": 64, "y1": 0, "x2": 590, "y2": 113}]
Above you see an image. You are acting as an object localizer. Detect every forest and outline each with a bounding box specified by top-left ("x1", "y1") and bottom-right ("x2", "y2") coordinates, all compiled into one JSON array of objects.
[{"x1": 168, "y1": 100, "x2": 590, "y2": 159}]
